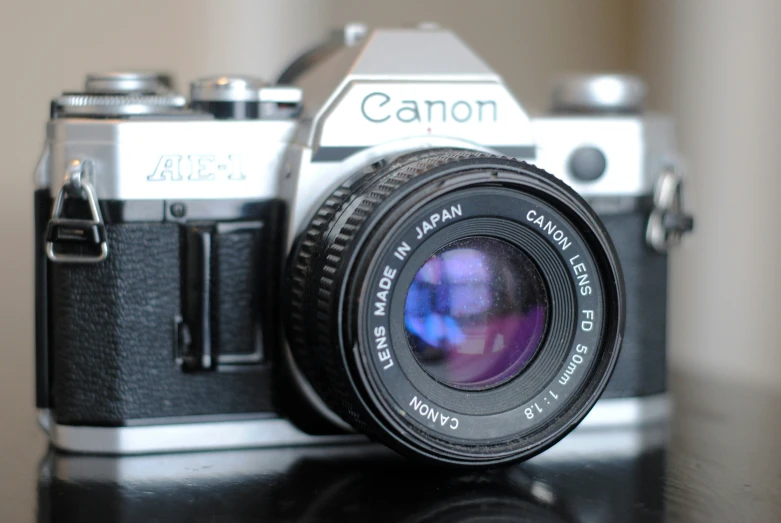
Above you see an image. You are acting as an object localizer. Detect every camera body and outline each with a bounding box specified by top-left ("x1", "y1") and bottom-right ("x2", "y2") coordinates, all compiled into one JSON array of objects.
[{"x1": 35, "y1": 25, "x2": 688, "y2": 456}]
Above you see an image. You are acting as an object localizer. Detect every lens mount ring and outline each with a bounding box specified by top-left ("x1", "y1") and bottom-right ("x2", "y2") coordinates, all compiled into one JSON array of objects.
[{"x1": 285, "y1": 149, "x2": 624, "y2": 467}]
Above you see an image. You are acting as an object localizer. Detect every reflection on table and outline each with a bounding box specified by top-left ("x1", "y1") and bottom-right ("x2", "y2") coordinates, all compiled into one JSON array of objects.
[{"x1": 38, "y1": 422, "x2": 666, "y2": 523}]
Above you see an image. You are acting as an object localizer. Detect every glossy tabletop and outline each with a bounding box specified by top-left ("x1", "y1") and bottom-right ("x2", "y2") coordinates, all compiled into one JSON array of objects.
[{"x1": 2, "y1": 372, "x2": 780, "y2": 522}]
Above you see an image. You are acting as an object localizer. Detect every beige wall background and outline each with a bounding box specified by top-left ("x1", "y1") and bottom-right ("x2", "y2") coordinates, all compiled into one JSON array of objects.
[
  {"x1": 636, "y1": 0, "x2": 781, "y2": 390},
  {"x1": 1, "y1": 0, "x2": 780, "y2": 518}
]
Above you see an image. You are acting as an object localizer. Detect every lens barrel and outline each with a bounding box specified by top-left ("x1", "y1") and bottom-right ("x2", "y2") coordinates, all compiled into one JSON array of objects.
[{"x1": 285, "y1": 149, "x2": 624, "y2": 467}]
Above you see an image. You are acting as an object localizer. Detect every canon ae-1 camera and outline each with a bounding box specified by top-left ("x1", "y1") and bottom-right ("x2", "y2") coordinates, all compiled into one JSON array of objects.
[{"x1": 34, "y1": 25, "x2": 692, "y2": 467}]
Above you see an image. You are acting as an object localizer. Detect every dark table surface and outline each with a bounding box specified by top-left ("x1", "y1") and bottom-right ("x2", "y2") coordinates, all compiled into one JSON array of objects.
[{"x1": 1, "y1": 371, "x2": 780, "y2": 522}]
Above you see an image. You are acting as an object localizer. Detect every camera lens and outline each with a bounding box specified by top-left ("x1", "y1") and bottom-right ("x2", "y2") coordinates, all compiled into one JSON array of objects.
[
  {"x1": 286, "y1": 149, "x2": 624, "y2": 467},
  {"x1": 404, "y1": 237, "x2": 548, "y2": 391}
]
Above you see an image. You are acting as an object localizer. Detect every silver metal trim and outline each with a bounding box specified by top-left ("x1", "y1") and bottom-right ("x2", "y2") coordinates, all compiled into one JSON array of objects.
[
  {"x1": 34, "y1": 144, "x2": 51, "y2": 189},
  {"x1": 580, "y1": 393, "x2": 669, "y2": 428},
  {"x1": 44, "y1": 422, "x2": 666, "y2": 484},
  {"x1": 55, "y1": 93, "x2": 186, "y2": 117},
  {"x1": 43, "y1": 444, "x2": 378, "y2": 483},
  {"x1": 46, "y1": 118, "x2": 296, "y2": 201},
  {"x1": 40, "y1": 410, "x2": 358, "y2": 455},
  {"x1": 39, "y1": 395, "x2": 668, "y2": 455},
  {"x1": 85, "y1": 72, "x2": 172, "y2": 94},
  {"x1": 259, "y1": 86, "x2": 303, "y2": 104},
  {"x1": 190, "y1": 75, "x2": 266, "y2": 102},
  {"x1": 530, "y1": 114, "x2": 672, "y2": 198},
  {"x1": 310, "y1": 144, "x2": 535, "y2": 163}
]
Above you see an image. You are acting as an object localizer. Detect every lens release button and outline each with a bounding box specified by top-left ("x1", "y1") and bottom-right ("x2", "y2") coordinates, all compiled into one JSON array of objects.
[{"x1": 568, "y1": 146, "x2": 607, "y2": 182}]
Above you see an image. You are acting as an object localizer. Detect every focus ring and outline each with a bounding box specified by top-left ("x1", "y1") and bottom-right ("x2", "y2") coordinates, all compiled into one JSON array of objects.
[
  {"x1": 286, "y1": 149, "x2": 497, "y2": 432},
  {"x1": 286, "y1": 186, "x2": 360, "y2": 428}
]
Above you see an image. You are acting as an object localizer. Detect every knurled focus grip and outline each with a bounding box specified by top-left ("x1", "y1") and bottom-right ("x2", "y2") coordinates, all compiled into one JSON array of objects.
[{"x1": 286, "y1": 149, "x2": 501, "y2": 433}]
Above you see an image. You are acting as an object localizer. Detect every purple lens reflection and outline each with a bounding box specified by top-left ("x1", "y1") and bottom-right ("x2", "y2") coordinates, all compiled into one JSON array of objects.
[{"x1": 404, "y1": 237, "x2": 548, "y2": 390}]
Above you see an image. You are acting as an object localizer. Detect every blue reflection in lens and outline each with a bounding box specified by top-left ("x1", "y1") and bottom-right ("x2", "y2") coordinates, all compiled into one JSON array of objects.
[{"x1": 404, "y1": 237, "x2": 548, "y2": 390}]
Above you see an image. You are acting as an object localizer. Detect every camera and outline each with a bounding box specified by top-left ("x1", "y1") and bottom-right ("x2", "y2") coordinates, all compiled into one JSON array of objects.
[{"x1": 34, "y1": 24, "x2": 692, "y2": 467}]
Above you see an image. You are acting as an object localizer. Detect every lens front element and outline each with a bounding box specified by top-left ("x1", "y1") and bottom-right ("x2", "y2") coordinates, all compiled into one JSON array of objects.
[{"x1": 404, "y1": 237, "x2": 548, "y2": 391}]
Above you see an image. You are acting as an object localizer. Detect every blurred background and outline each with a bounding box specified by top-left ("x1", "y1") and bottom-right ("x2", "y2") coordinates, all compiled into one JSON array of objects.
[{"x1": 1, "y1": 0, "x2": 779, "y2": 517}]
